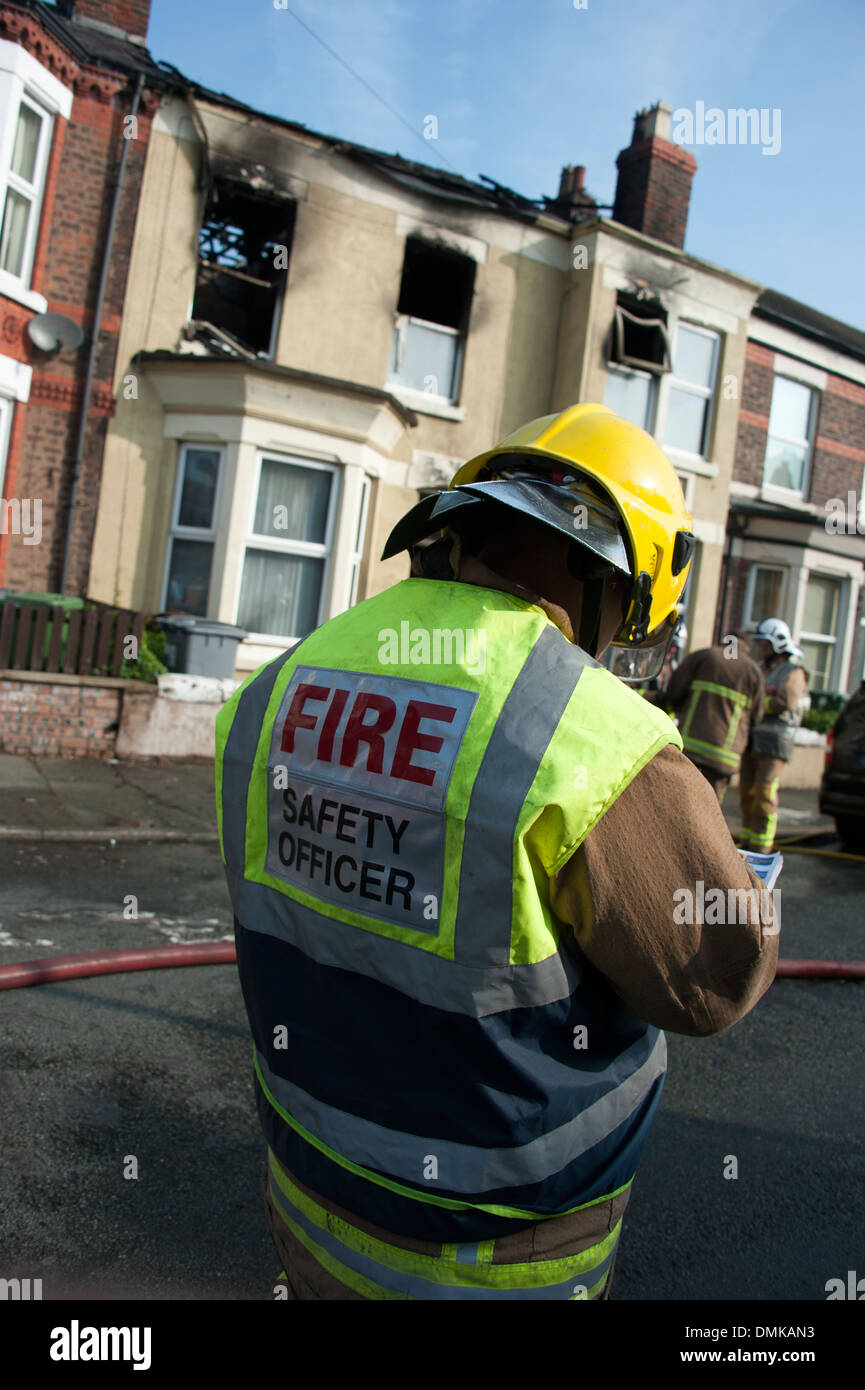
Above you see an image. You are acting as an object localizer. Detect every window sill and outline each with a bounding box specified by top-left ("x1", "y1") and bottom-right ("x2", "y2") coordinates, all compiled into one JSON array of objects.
[
  {"x1": 0, "y1": 271, "x2": 47, "y2": 314},
  {"x1": 663, "y1": 448, "x2": 718, "y2": 479},
  {"x1": 758, "y1": 487, "x2": 819, "y2": 513},
  {"x1": 386, "y1": 384, "x2": 466, "y2": 422}
]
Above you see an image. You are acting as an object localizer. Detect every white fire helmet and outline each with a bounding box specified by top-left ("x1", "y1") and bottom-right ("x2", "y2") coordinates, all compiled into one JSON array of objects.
[{"x1": 753, "y1": 618, "x2": 803, "y2": 658}]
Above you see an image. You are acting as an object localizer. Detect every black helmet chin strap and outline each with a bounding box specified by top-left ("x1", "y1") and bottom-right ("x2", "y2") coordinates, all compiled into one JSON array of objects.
[{"x1": 579, "y1": 577, "x2": 605, "y2": 657}]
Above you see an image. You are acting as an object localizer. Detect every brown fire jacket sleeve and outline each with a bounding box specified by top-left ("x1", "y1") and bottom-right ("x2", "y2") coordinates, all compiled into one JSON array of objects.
[{"x1": 550, "y1": 744, "x2": 779, "y2": 1036}]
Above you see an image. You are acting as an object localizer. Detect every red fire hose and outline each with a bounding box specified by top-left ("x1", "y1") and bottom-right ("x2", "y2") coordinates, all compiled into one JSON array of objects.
[
  {"x1": 0, "y1": 942, "x2": 236, "y2": 991},
  {"x1": 775, "y1": 958, "x2": 865, "y2": 979},
  {"x1": 0, "y1": 943, "x2": 863, "y2": 991}
]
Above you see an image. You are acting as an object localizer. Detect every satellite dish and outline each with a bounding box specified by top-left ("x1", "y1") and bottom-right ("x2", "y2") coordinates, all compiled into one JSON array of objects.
[{"x1": 27, "y1": 312, "x2": 85, "y2": 354}]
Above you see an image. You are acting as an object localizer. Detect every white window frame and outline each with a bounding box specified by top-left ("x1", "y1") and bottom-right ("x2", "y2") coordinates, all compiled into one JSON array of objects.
[
  {"x1": 160, "y1": 443, "x2": 225, "y2": 613},
  {"x1": 659, "y1": 321, "x2": 721, "y2": 464},
  {"x1": 0, "y1": 349, "x2": 31, "y2": 496},
  {"x1": 604, "y1": 363, "x2": 658, "y2": 434},
  {"x1": 674, "y1": 470, "x2": 695, "y2": 510},
  {"x1": 348, "y1": 474, "x2": 371, "y2": 607},
  {"x1": 760, "y1": 374, "x2": 817, "y2": 502},
  {"x1": 0, "y1": 42, "x2": 72, "y2": 306},
  {"x1": 743, "y1": 563, "x2": 789, "y2": 629},
  {"x1": 799, "y1": 570, "x2": 846, "y2": 692},
  {"x1": 234, "y1": 450, "x2": 340, "y2": 642},
  {"x1": 0, "y1": 92, "x2": 52, "y2": 290},
  {"x1": 387, "y1": 313, "x2": 465, "y2": 406}
]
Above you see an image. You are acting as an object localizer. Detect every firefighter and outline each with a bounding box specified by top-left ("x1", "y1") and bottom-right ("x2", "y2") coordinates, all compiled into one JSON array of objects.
[
  {"x1": 739, "y1": 618, "x2": 809, "y2": 851},
  {"x1": 216, "y1": 403, "x2": 778, "y2": 1301},
  {"x1": 663, "y1": 630, "x2": 765, "y2": 803}
]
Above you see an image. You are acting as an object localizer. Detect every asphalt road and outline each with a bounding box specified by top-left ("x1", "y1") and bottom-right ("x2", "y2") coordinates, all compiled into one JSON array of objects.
[{"x1": 0, "y1": 834, "x2": 862, "y2": 1301}]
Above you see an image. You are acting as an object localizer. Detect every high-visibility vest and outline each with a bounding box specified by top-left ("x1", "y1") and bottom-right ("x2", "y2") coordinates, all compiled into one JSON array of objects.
[
  {"x1": 215, "y1": 578, "x2": 682, "y2": 1298},
  {"x1": 750, "y1": 659, "x2": 805, "y2": 761}
]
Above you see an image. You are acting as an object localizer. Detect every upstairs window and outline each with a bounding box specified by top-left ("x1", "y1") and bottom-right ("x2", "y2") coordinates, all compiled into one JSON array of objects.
[
  {"x1": 663, "y1": 323, "x2": 719, "y2": 459},
  {"x1": 191, "y1": 183, "x2": 295, "y2": 356},
  {"x1": 604, "y1": 365, "x2": 655, "y2": 431},
  {"x1": 762, "y1": 375, "x2": 816, "y2": 495},
  {"x1": 604, "y1": 293, "x2": 670, "y2": 431},
  {"x1": 387, "y1": 238, "x2": 475, "y2": 405},
  {"x1": 610, "y1": 292, "x2": 671, "y2": 374},
  {"x1": 0, "y1": 94, "x2": 52, "y2": 288}
]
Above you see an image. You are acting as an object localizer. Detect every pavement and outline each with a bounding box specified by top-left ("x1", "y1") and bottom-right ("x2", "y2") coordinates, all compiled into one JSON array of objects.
[
  {"x1": 0, "y1": 754, "x2": 218, "y2": 841},
  {"x1": 0, "y1": 750, "x2": 838, "y2": 843},
  {"x1": 1, "y1": 751, "x2": 862, "y2": 1303}
]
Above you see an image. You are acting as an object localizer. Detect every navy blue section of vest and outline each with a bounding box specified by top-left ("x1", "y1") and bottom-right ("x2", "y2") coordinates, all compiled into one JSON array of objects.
[
  {"x1": 256, "y1": 1062, "x2": 665, "y2": 1242},
  {"x1": 235, "y1": 917, "x2": 665, "y2": 1241}
]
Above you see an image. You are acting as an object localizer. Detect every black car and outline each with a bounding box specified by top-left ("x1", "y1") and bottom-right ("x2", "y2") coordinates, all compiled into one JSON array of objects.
[{"x1": 819, "y1": 681, "x2": 865, "y2": 846}]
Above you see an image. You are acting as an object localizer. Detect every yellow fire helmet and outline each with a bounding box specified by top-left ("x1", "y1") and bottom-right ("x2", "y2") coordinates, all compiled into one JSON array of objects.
[{"x1": 382, "y1": 403, "x2": 695, "y2": 679}]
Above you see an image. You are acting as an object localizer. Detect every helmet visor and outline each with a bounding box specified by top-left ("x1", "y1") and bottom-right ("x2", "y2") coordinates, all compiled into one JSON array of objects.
[{"x1": 608, "y1": 611, "x2": 678, "y2": 684}]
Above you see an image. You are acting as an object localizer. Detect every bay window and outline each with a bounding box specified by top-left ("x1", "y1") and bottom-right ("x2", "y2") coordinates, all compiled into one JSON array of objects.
[
  {"x1": 745, "y1": 565, "x2": 787, "y2": 628},
  {"x1": 163, "y1": 445, "x2": 223, "y2": 615},
  {"x1": 236, "y1": 454, "x2": 338, "y2": 640},
  {"x1": 799, "y1": 573, "x2": 843, "y2": 692}
]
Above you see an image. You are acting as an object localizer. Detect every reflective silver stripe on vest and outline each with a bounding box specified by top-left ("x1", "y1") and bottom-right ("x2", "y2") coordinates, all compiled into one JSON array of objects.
[
  {"x1": 257, "y1": 1030, "x2": 666, "y2": 1194},
  {"x1": 233, "y1": 873, "x2": 580, "y2": 1016},
  {"x1": 220, "y1": 644, "x2": 300, "y2": 890},
  {"x1": 267, "y1": 1167, "x2": 617, "y2": 1299},
  {"x1": 455, "y1": 624, "x2": 591, "y2": 964}
]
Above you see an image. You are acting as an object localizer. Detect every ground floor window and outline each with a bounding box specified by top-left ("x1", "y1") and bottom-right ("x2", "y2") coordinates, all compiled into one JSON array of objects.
[
  {"x1": 163, "y1": 445, "x2": 223, "y2": 615},
  {"x1": 744, "y1": 564, "x2": 787, "y2": 629},
  {"x1": 236, "y1": 453, "x2": 338, "y2": 640},
  {"x1": 799, "y1": 572, "x2": 843, "y2": 692}
]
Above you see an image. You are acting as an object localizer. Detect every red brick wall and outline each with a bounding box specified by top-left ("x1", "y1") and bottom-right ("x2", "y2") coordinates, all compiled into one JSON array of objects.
[
  {"x1": 734, "y1": 342, "x2": 865, "y2": 506},
  {"x1": 0, "y1": 6, "x2": 157, "y2": 595},
  {"x1": 714, "y1": 554, "x2": 752, "y2": 637},
  {"x1": 811, "y1": 379, "x2": 865, "y2": 510},
  {"x1": 613, "y1": 138, "x2": 697, "y2": 249},
  {"x1": 73, "y1": 0, "x2": 151, "y2": 40},
  {"x1": 0, "y1": 677, "x2": 120, "y2": 757}
]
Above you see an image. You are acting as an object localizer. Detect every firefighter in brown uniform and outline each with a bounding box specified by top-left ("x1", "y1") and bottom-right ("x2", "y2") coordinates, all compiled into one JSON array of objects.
[
  {"x1": 217, "y1": 405, "x2": 780, "y2": 1301},
  {"x1": 663, "y1": 632, "x2": 765, "y2": 803},
  {"x1": 739, "y1": 618, "x2": 809, "y2": 852}
]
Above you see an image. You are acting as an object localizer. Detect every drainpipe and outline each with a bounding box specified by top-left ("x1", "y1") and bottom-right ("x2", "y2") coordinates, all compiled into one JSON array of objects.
[
  {"x1": 716, "y1": 510, "x2": 747, "y2": 640},
  {"x1": 60, "y1": 71, "x2": 145, "y2": 594}
]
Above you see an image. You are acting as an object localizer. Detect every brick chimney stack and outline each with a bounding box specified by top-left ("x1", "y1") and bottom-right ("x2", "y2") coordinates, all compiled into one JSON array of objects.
[
  {"x1": 545, "y1": 163, "x2": 597, "y2": 220},
  {"x1": 64, "y1": 0, "x2": 152, "y2": 42},
  {"x1": 612, "y1": 101, "x2": 697, "y2": 250}
]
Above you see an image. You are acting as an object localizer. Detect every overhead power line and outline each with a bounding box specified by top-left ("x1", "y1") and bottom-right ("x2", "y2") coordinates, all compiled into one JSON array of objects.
[{"x1": 278, "y1": 2, "x2": 460, "y2": 174}]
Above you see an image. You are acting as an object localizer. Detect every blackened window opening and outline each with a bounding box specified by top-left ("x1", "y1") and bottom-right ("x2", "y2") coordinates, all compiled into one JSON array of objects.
[
  {"x1": 397, "y1": 238, "x2": 475, "y2": 330},
  {"x1": 612, "y1": 291, "x2": 670, "y2": 372},
  {"x1": 192, "y1": 183, "x2": 296, "y2": 354}
]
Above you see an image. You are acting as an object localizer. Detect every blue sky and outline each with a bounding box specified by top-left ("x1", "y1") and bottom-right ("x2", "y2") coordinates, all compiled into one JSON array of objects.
[{"x1": 148, "y1": 0, "x2": 865, "y2": 330}]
